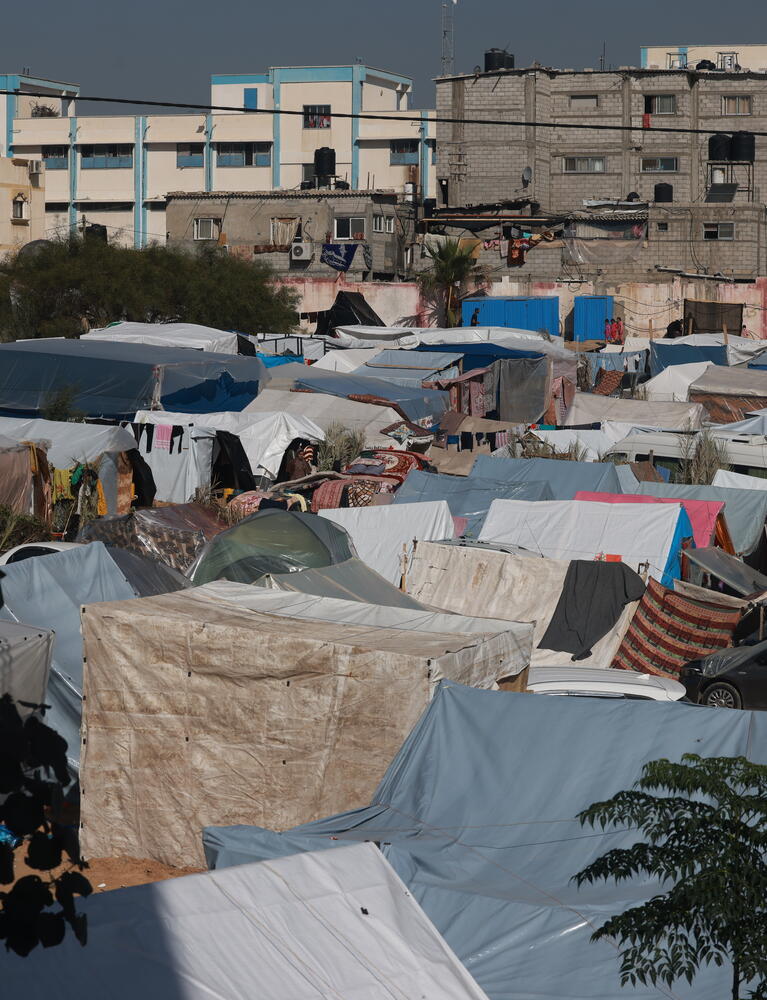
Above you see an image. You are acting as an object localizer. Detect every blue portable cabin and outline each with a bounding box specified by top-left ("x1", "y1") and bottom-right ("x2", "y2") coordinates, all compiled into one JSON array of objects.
[
  {"x1": 573, "y1": 294, "x2": 614, "y2": 342},
  {"x1": 461, "y1": 296, "x2": 560, "y2": 336}
]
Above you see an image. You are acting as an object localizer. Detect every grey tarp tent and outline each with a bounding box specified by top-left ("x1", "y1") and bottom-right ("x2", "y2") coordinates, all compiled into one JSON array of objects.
[
  {"x1": 471, "y1": 453, "x2": 622, "y2": 499},
  {"x1": 262, "y1": 557, "x2": 431, "y2": 608},
  {"x1": 204, "y1": 682, "x2": 767, "y2": 1000},
  {"x1": 0, "y1": 621, "x2": 54, "y2": 719}
]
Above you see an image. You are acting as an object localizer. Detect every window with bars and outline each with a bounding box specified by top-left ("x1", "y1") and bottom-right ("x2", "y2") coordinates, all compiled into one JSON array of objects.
[
  {"x1": 563, "y1": 156, "x2": 605, "y2": 173},
  {"x1": 390, "y1": 139, "x2": 419, "y2": 165},
  {"x1": 42, "y1": 145, "x2": 68, "y2": 169},
  {"x1": 722, "y1": 95, "x2": 752, "y2": 115},
  {"x1": 177, "y1": 143, "x2": 204, "y2": 168},
  {"x1": 641, "y1": 157, "x2": 678, "y2": 172},
  {"x1": 303, "y1": 105, "x2": 331, "y2": 129},
  {"x1": 216, "y1": 142, "x2": 271, "y2": 167},
  {"x1": 80, "y1": 144, "x2": 133, "y2": 169}
]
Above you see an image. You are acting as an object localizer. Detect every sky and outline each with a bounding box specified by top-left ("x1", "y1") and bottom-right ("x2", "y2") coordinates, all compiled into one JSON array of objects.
[{"x1": 2, "y1": 0, "x2": 767, "y2": 113}]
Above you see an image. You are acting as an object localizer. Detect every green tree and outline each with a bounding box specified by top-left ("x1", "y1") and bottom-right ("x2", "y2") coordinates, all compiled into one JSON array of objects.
[
  {"x1": 572, "y1": 755, "x2": 767, "y2": 1000},
  {"x1": 417, "y1": 239, "x2": 484, "y2": 327},
  {"x1": 0, "y1": 238, "x2": 298, "y2": 341}
]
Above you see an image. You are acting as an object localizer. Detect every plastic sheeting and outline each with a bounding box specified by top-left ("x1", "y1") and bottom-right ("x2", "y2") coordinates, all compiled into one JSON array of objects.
[
  {"x1": 0, "y1": 340, "x2": 266, "y2": 417},
  {"x1": 479, "y1": 499, "x2": 692, "y2": 585},
  {"x1": 79, "y1": 588, "x2": 529, "y2": 866},
  {"x1": 319, "y1": 501, "x2": 455, "y2": 584},
  {"x1": 203, "y1": 683, "x2": 767, "y2": 1000},
  {"x1": 135, "y1": 408, "x2": 324, "y2": 479},
  {"x1": 471, "y1": 453, "x2": 622, "y2": 499},
  {"x1": 311, "y1": 348, "x2": 380, "y2": 372},
  {"x1": 0, "y1": 444, "x2": 33, "y2": 515},
  {"x1": 710, "y1": 408, "x2": 767, "y2": 436},
  {"x1": 103, "y1": 546, "x2": 191, "y2": 597},
  {"x1": 649, "y1": 341, "x2": 727, "y2": 376},
  {"x1": 351, "y1": 349, "x2": 463, "y2": 388},
  {"x1": 406, "y1": 541, "x2": 639, "y2": 668},
  {"x1": 82, "y1": 321, "x2": 241, "y2": 355},
  {"x1": 632, "y1": 481, "x2": 767, "y2": 556},
  {"x1": 0, "y1": 841, "x2": 490, "y2": 1000},
  {"x1": 263, "y1": 557, "x2": 431, "y2": 609},
  {"x1": 699, "y1": 638, "x2": 767, "y2": 678},
  {"x1": 574, "y1": 491, "x2": 724, "y2": 549},
  {"x1": 0, "y1": 417, "x2": 137, "y2": 468},
  {"x1": 0, "y1": 621, "x2": 53, "y2": 719},
  {"x1": 394, "y1": 470, "x2": 553, "y2": 539},
  {"x1": 713, "y1": 468, "x2": 767, "y2": 491},
  {"x1": 683, "y1": 547, "x2": 767, "y2": 597},
  {"x1": 134, "y1": 421, "x2": 215, "y2": 504},
  {"x1": 564, "y1": 392, "x2": 705, "y2": 430},
  {"x1": 640, "y1": 361, "x2": 713, "y2": 402}
]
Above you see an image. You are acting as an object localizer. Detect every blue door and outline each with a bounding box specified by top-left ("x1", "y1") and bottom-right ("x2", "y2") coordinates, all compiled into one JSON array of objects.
[{"x1": 574, "y1": 295, "x2": 614, "y2": 342}]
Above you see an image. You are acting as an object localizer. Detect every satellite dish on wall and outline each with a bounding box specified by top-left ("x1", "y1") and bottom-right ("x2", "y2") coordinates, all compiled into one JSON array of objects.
[{"x1": 522, "y1": 166, "x2": 533, "y2": 187}]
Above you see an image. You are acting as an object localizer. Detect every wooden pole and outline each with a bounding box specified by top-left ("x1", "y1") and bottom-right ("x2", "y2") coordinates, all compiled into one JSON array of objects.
[
  {"x1": 648, "y1": 319, "x2": 654, "y2": 340},
  {"x1": 723, "y1": 321, "x2": 729, "y2": 346},
  {"x1": 687, "y1": 315, "x2": 694, "y2": 336}
]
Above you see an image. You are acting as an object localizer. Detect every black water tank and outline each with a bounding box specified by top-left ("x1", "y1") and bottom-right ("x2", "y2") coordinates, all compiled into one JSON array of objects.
[
  {"x1": 423, "y1": 198, "x2": 437, "y2": 218},
  {"x1": 696, "y1": 59, "x2": 716, "y2": 70},
  {"x1": 709, "y1": 133, "x2": 732, "y2": 161},
  {"x1": 300, "y1": 180, "x2": 315, "y2": 190},
  {"x1": 334, "y1": 179, "x2": 350, "y2": 190},
  {"x1": 654, "y1": 182, "x2": 674, "y2": 203},
  {"x1": 314, "y1": 146, "x2": 336, "y2": 177},
  {"x1": 485, "y1": 48, "x2": 512, "y2": 72},
  {"x1": 731, "y1": 131, "x2": 756, "y2": 161}
]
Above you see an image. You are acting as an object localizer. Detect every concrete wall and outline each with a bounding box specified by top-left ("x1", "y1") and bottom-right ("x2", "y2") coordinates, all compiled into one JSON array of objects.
[{"x1": 278, "y1": 274, "x2": 428, "y2": 326}]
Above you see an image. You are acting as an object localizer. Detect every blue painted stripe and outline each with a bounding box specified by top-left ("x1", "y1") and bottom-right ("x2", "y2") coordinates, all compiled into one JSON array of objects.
[
  {"x1": 270, "y1": 66, "x2": 354, "y2": 83},
  {"x1": 204, "y1": 113, "x2": 213, "y2": 192},
  {"x1": 640, "y1": 47, "x2": 648, "y2": 68},
  {"x1": 68, "y1": 116, "x2": 78, "y2": 233},
  {"x1": 420, "y1": 111, "x2": 430, "y2": 199},
  {"x1": 351, "y1": 65, "x2": 364, "y2": 189},
  {"x1": 4, "y1": 74, "x2": 19, "y2": 158},
  {"x1": 210, "y1": 74, "x2": 269, "y2": 85}
]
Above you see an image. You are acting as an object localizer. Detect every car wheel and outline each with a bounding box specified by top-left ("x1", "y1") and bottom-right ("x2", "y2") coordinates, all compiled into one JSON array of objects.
[{"x1": 701, "y1": 682, "x2": 742, "y2": 710}]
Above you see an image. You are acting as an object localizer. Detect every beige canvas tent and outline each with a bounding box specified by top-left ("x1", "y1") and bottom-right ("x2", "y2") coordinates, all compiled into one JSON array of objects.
[{"x1": 80, "y1": 584, "x2": 533, "y2": 866}]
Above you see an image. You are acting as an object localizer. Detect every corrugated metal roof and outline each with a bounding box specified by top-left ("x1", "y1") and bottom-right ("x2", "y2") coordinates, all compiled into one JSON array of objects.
[{"x1": 166, "y1": 189, "x2": 400, "y2": 200}]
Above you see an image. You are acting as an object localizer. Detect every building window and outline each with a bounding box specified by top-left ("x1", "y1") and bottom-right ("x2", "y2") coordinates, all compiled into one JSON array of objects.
[
  {"x1": 657, "y1": 222, "x2": 669, "y2": 232},
  {"x1": 11, "y1": 196, "x2": 28, "y2": 221},
  {"x1": 80, "y1": 144, "x2": 133, "y2": 169},
  {"x1": 193, "y1": 217, "x2": 222, "y2": 241},
  {"x1": 216, "y1": 142, "x2": 271, "y2": 167},
  {"x1": 703, "y1": 222, "x2": 735, "y2": 241},
  {"x1": 641, "y1": 157, "x2": 678, "y2": 172},
  {"x1": 563, "y1": 156, "x2": 605, "y2": 173},
  {"x1": 718, "y1": 52, "x2": 740, "y2": 70},
  {"x1": 303, "y1": 105, "x2": 331, "y2": 129},
  {"x1": 243, "y1": 88, "x2": 258, "y2": 110},
  {"x1": 722, "y1": 95, "x2": 752, "y2": 115},
  {"x1": 177, "y1": 143, "x2": 204, "y2": 168},
  {"x1": 42, "y1": 145, "x2": 68, "y2": 170},
  {"x1": 667, "y1": 53, "x2": 687, "y2": 69},
  {"x1": 334, "y1": 216, "x2": 366, "y2": 240},
  {"x1": 390, "y1": 139, "x2": 419, "y2": 165},
  {"x1": 373, "y1": 214, "x2": 395, "y2": 234},
  {"x1": 644, "y1": 94, "x2": 676, "y2": 115},
  {"x1": 570, "y1": 94, "x2": 599, "y2": 110}
]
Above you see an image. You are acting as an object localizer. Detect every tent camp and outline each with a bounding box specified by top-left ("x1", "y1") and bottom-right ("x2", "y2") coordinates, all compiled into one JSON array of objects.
[
  {"x1": 204, "y1": 684, "x2": 767, "y2": 1000},
  {"x1": 0, "y1": 436, "x2": 40, "y2": 517},
  {"x1": 563, "y1": 392, "x2": 705, "y2": 430},
  {"x1": 471, "y1": 453, "x2": 622, "y2": 499},
  {"x1": 649, "y1": 340, "x2": 727, "y2": 376},
  {"x1": 713, "y1": 468, "x2": 767, "y2": 492},
  {"x1": 0, "y1": 621, "x2": 53, "y2": 719},
  {"x1": 319, "y1": 501, "x2": 456, "y2": 584},
  {"x1": 81, "y1": 321, "x2": 255, "y2": 355},
  {"x1": 0, "y1": 340, "x2": 266, "y2": 418},
  {"x1": 314, "y1": 289, "x2": 386, "y2": 337},
  {"x1": 0, "y1": 841, "x2": 490, "y2": 1000},
  {"x1": 406, "y1": 541, "x2": 642, "y2": 667},
  {"x1": 311, "y1": 348, "x2": 380, "y2": 373},
  {"x1": 689, "y1": 366, "x2": 767, "y2": 423},
  {"x1": 263, "y1": 557, "x2": 432, "y2": 608},
  {"x1": 640, "y1": 361, "x2": 713, "y2": 402},
  {"x1": 79, "y1": 584, "x2": 533, "y2": 866},
  {"x1": 478, "y1": 499, "x2": 693, "y2": 585},
  {"x1": 350, "y1": 349, "x2": 462, "y2": 387}
]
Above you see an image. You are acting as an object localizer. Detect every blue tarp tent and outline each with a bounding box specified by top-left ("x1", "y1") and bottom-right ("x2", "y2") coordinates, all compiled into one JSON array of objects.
[
  {"x1": 414, "y1": 341, "x2": 544, "y2": 373},
  {"x1": 471, "y1": 453, "x2": 622, "y2": 499},
  {"x1": 351, "y1": 349, "x2": 463, "y2": 388},
  {"x1": 649, "y1": 341, "x2": 728, "y2": 377},
  {"x1": 393, "y1": 469, "x2": 553, "y2": 538},
  {"x1": 0, "y1": 340, "x2": 266, "y2": 418},
  {"x1": 204, "y1": 682, "x2": 767, "y2": 1000}
]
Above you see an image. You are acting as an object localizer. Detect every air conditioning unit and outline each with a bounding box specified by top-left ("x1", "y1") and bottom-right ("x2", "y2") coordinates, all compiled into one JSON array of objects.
[
  {"x1": 28, "y1": 160, "x2": 43, "y2": 175},
  {"x1": 291, "y1": 242, "x2": 314, "y2": 261}
]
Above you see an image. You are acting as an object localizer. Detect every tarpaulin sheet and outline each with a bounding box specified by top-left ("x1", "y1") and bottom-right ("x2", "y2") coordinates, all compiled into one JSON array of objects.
[
  {"x1": 523, "y1": 427, "x2": 617, "y2": 461},
  {"x1": 471, "y1": 453, "x2": 621, "y2": 499},
  {"x1": 415, "y1": 341, "x2": 546, "y2": 376},
  {"x1": 479, "y1": 499, "x2": 692, "y2": 585},
  {"x1": 79, "y1": 588, "x2": 527, "y2": 866},
  {"x1": 632, "y1": 480, "x2": 767, "y2": 556},
  {"x1": 356, "y1": 348, "x2": 463, "y2": 379},
  {"x1": 406, "y1": 541, "x2": 639, "y2": 667},
  {"x1": 311, "y1": 348, "x2": 381, "y2": 372},
  {"x1": 0, "y1": 340, "x2": 265, "y2": 417},
  {"x1": 641, "y1": 361, "x2": 712, "y2": 402},
  {"x1": 203, "y1": 683, "x2": 767, "y2": 1000},
  {"x1": 135, "y1": 408, "x2": 324, "y2": 479},
  {"x1": 574, "y1": 491, "x2": 724, "y2": 549},
  {"x1": 710, "y1": 408, "x2": 767, "y2": 435},
  {"x1": 0, "y1": 445, "x2": 33, "y2": 514},
  {"x1": 683, "y1": 547, "x2": 767, "y2": 597},
  {"x1": 263, "y1": 557, "x2": 431, "y2": 609},
  {"x1": 691, "y1": 365, "x2": 767, "y2": 396},
  {"x1": 564, "y1": 392, "x2": 705, "y2": 430},
  {"x1": 82, "y1": 321, "x2": 240, "y2": 355},
  {"x1": 0, "y1": 621, "x2": 53, "y2": 719},
  {"x1": 647, "y1": 333, "x2": 767, "y2": 366},
  {"x1": 0, "y1": 543, "x2": 137, "y2": 769},
  {"x1": 713, "y1": 468, "x2": 767, "y2": 491},
  {"x1": 319, "y1": 501, "x2": 455, "y2": 584},
  {"x1": 394, "y1": 470, "x2": 553, "y2": 539},
  {"x1": 134, "y1": 421, "x2": 215, "y2": 504},
  {"x1": 0, "y1": 416, "x2": 137, "y2": 468},
  {"x1": 649, "y1": 341, "x2": 727, "y2": 376},
  {"x1": 0, "y1": 841, "x2": 491, "y2": 1000}
]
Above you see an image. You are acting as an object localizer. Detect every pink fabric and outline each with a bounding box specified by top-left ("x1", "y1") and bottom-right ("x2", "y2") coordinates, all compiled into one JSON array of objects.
[
  {"x1": 451, "y1": 516, "x2": 467, "y2": 537},
  {"x1": 573, "y1": 492, "x2": 725, "y2": 549},
  {"x1": 154, "y1": 424, "x2": 172, "y2": 451}
]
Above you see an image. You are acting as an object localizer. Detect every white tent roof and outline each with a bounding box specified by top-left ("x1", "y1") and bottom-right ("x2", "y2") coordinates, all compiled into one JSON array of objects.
[
  {"x1": 311, "y1": 348, "x2": 380, "y2": 372},
  {"x1": 0, "y1": 842, "x2": 490, "y2": 1000},
  {"x1": 713, "y1": 468, "x2": 767, "y2": 491},
  {"x1": 134, "y1": 408, "x2": 324, "y2": 479},
  {"x1": 320, "y1": 501, "x2": 456, "y2": 584},
  {"x1": 479, "y1": 499, "x2": 684, "y2": 583},
  {"x1": 607, "y1": 334, "x2": 766, "y2": 366},
  {"x1": 641, "y1": 361, "x2": 713, "y2": 402},
  {"x1": 0, "y1": 416, "x2": 137, "y2": 467},
  {"x1": 690, "y1": 365, "x2": 767, "y2": 397},
  {"x1": 82, "y1": 321, "x2": 240, "y2": 354},
  {"x1": 564, "y1": 392, "x2": 705, "y2": 430}
]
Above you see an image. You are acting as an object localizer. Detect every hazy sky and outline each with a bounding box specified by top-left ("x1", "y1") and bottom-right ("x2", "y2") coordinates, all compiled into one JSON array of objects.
[{"x1": 3, "y1": 0, "x2": 766, "y2": 112}]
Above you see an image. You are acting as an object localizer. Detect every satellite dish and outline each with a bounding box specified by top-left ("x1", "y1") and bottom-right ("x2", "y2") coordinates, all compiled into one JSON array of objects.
[{"x1": 522, "y1": 166, "x2": 533, "y2": 187}]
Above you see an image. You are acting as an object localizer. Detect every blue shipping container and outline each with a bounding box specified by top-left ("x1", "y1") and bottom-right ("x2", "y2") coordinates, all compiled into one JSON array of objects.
[
  {"x1": 462, "y1": 296, "x2": 560, "y2": 336},
  {"x1": 573, "y1": 295, "x2": 614, "y2": 342}
]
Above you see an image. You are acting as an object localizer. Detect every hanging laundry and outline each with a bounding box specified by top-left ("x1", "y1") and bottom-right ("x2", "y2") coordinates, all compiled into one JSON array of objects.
[{"x1": 154, "y1": 425, "x2": 173, "y2": 451}]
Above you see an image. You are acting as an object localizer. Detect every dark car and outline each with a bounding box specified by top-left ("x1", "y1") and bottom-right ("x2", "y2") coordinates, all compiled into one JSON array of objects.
[{"x1": 680, "y1": 640, "x2": 767, "y2": 710}]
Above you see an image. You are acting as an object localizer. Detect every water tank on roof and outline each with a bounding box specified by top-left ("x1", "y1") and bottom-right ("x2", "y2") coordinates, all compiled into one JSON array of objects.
[
  {"x1": 731, "y1": 131, "x2": 755, "y2": 161},
  {"x1": 423, "y1": 198, "x2": 437, "y2": 218},
  {"x1": 314, "y1": 147, "x2": 336, "y2": 178},
  {"x1": 654, "y1": 182, "x2": 674, "y2": 203},
  {"x1": 696, "y1": 59, "x2": 716, "y2": 70},
  {"x1": 709, "y1": 133, "x2": 732, "y2": 161},
  {"x1": 485, "y1": 49, "x2": 514, "y2": 72}
]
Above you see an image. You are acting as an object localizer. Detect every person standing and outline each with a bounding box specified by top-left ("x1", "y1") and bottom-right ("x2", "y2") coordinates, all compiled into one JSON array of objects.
[{"x1": 603, "y1": 318, "x2": 612, "y2": 342}]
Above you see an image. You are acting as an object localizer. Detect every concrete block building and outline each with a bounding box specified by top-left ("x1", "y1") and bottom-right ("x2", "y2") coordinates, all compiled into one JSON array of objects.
[{"x1": 0, "y1": 156, "x2": 46, "y2": 253}]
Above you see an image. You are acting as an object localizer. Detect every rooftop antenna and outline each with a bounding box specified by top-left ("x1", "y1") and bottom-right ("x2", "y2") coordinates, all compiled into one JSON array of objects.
[
  {"x1": 441, "y1": 1, "x2": 457, "y2": 76},
  {"x1": 599, "y1": 42, "x2": 606, "y2": 71}
]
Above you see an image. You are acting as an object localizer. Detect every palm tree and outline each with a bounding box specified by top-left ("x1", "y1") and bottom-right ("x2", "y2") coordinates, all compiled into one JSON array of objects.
[{"x1": 417, "y1": 239, "x2": 484, "y2": 327}]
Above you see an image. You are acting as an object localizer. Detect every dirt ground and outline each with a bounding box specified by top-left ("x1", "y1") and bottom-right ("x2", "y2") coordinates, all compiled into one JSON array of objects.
[{"x1": 13, "y1": 854, "x2": 203, "y2": 893}]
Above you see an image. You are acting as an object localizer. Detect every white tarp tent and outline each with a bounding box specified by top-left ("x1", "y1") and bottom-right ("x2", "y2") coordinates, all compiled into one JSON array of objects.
[
  {"x1": 640, "y1": 361, "x2": 713, "y2": 402},
  {"x1": 135, "y1": 408, "x2": 324, "y2": 480},
  {"x1": 132, "y1": 421, "x2": 215, "y2": 504},
  {"x1": 312, "y1": 348, "x2": 380, "y2": 372},
  {"x1": 713, "y1": 468, "x2": 767, "y2": 491},
  {"x1": 607, "y1": 334, "x2": 766, "y2": 366},
  {"x1": 0, "y1": 842, "x2": 490, "y2": 1000},
  {"x1": 564, "y1": 392, "x2": 705, "y2": 430},
  {"x1": 320, "y1": 501, "x2": 456, "y2": 584},
  {"x1": 479, "y1": 499, "x2": 686, "y2": 584},
  {"x1": 0, "y1": 621, "x2": 54, "y2": 720},
  {"x1": 82, "y1": 321, "x2": 240, "y2": 354}
]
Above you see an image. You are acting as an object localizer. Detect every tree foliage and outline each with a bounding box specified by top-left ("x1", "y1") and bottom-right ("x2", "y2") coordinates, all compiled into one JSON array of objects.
[
  {"x1": 417, "y1": 239, "x2": 484, "y2": 327},
  {"x1": 572, "y1": 754, "x2": 767, "y2": 1000},
  {"x1": 0, "y1": 238, "x2": 298, "y2": 341}
]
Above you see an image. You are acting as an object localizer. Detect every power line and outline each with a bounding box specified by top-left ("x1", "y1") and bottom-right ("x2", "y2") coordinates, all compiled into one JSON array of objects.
[{"x1": 5, "y1": 88, "x2": 767, "y2": 137}]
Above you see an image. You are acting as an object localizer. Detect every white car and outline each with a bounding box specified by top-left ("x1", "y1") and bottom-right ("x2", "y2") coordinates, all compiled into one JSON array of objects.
[
  {"x1": 527, "y1": 666, "x2": 686, "y2": 702},
  {"x1": 0, "y1": 541, "x2": 83, "y2": 565}
]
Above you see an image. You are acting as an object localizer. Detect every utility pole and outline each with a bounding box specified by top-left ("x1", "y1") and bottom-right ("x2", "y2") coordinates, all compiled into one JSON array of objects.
[{"x1": 441, "y1": 1, "x2": 456, "y2": 76}]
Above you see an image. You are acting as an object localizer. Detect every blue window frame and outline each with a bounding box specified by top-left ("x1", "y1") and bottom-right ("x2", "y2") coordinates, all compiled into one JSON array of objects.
[
  {"x1": 390, "y1": 139, "x2": 419, "y2": 166},
  {"x1": 216, "y1": 142, "x2": 271, "y2": 167},
  {"x1": 177, "y1": 143, "x2": 204, "y2": 168},
  {"x1": 42, "y1": 145, "x2": 68, "y2": 170},
  {"x1": 80, "y1": 144, "x2": 133, "y2": 169},
  {"x1": 243, "y1": 88, "x2": 259, "y2": 110}
]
